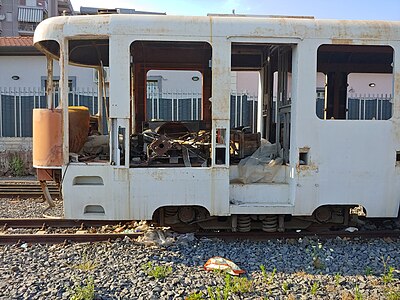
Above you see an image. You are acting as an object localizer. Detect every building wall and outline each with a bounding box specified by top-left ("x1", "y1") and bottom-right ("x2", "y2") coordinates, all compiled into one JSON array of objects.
[
  {"x1": 0, "y1": 0, "x2": 19, "y2": 36},
  {"x1": 0, "y1": 55, "x2": 96, "y2": 88},
  {"x1": 147, "y1": 70, "x2": 202, "y2": 93},
  {"x1": 0, "y1": 0, "x2": 71, "y2": 37}
]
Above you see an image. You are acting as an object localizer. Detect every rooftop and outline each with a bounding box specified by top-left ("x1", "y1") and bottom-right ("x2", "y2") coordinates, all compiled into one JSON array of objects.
[{"x1": 0, "y1": 37, "x2": 34, "y2": 47}]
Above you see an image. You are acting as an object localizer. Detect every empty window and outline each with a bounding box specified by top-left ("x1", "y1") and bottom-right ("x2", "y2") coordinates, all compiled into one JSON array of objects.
[
  {"x1": 316, "y1": 45, "x2": 393, "y2": 120},
  {"x1": 146, "y1": 70, "x2": 202, "y2": 121}
]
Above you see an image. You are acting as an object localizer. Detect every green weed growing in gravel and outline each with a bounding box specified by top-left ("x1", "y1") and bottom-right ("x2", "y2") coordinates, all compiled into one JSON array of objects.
[
  {"x1": 9, "y1": 155, "x2": 25, "y2": 177},
  {"x1": 227, "y1": 274, "x2": 253, "y2": 294},
  {"x1": 382, "y1": 256, "x2": 395, "y2": 285},
  {"x1": 385, "y1": 288, "x2": 400, "y2": 300},
  {"x1": 282, "y1": 281, "x2": 289, "y2": 294},
  {"x1": 310, "y1": 281, "x2": 319, "y2": 295},
  {"x1": 186, "y1": 291, "x2": 204, "y2": 300},
  {"x1": 334, "y1": 273, "x2": 341, "y2": 286},
  {"x1": 365, "y1": 266, "x2": 373, "y2": 276},
  {"x1": 260, "y1": 265, "x2": 276, "y2": 285},
  {"x1": 73, "y1": 252, "x2": 97, "y2": 272},
  {"x1": 354, "y1": 285, "x2": 363, "y2": 300},
  {"x1": 207, "y1": 274, "x2": 253, "y2": 300},
  {"x1": 207, "y1": 286, "x2": 225, "y2": 300},
  {"x1": 308, "y1": 241, "x2": 325, "y2": 270},
  {"x1": 69, "y1": 276, "x2": 95, "y2": 300},
  {"x1": 141, "y1": 261, "x2": 172, "y2": 279}
]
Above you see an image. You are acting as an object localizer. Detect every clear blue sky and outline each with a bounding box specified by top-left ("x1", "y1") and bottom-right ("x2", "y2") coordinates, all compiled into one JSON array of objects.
[{"x1": 70, "y1": 0, "x2": 400, "y2": 20}]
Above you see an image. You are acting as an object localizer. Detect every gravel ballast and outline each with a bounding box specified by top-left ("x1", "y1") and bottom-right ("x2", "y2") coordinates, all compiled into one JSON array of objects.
[
  {"x1": 0, "y1": 190, "x2": 399, "y2": 299},
  {"x1": 0, "y1": 235, "x2": 399, "y2": 299}
]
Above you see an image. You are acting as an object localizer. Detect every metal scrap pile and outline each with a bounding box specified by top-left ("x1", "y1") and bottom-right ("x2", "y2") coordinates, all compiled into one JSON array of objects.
[{"x1": 130, "y1": 121, "x2": 211, "y2": 167}]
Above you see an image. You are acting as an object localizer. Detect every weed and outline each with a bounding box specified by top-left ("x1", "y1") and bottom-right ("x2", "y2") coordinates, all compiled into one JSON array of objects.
[
  {"x1": 309, "y1": 241, "x2": 325, "y2": 270},
  {"x1": 141, "y1": 261, "x2": 172, "y2": 279},
  {"x1": 206, "y1": 274, "x2": 253, "y2": 300},
  {"x1": 260, "y1": 264, "x2": 267, "y2": 279},
  {"x1": 73, "y1": 251, "x2": 97, "y2": 272},
  {"x1": 365, "y1": 266, "x2": 373, "y2": 276},
  {"x1": 260, "y1": 265, "x2": 276, "y2": 285},
  {"x1": 186, "y1": 291, "x2": 204, "y2": 300},
  {"x1": 9, "y1": 155, "x2": 24, "y2": 177},
  {"x1": 207, "y1": 286, "x2": 226, "y2": 300},
  {"x1": 282, "y1": 281, "x2": 289, "y2": 293},
  {"x1": 385, "y1": 288, "x2": 400, "y2": 300},
  {"x1": 69, "y1": 276, "x2": 95, "y2": 300},
  {"x1": 354, "y1": 285, "x2": 363, "y2": 300},
  {"x1": 74, "y1": 260, "x2": 97, "y2": 272},
  {"x1": 382, "y1": 256, "x2": 395, "y2": 285},
  {"x1": 334, "y1": 273, "x2": 341, "y2": 286},
  {"x1": 310, "y1": 281, "x2": 319, "y2": 295},
  {"x1": 383, "y1": 266, "x2": 395, "y2": 284},
  {"x1": 227, "y1": 275, "x2": 253, "y2": 294}
]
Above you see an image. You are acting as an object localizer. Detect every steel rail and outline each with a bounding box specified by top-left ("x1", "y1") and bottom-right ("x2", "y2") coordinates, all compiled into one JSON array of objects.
[
  {"x1": 194, "y1": 230, "x2": 400, "y2": 240},
  {"x1": 0, "y1": 218, "x2": 131, "y2": 228},
  {"x1": 0, "y1": 181, "x2": 59, "y2": 198},
  {"x1": 0, "y1": 233, "x2": 142, "y2": 244}
]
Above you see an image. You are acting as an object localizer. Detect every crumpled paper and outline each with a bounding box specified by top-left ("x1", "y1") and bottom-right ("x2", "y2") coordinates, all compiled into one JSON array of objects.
[{"x1": 204, "y1": 256, "x2": 245, "y2": 276}]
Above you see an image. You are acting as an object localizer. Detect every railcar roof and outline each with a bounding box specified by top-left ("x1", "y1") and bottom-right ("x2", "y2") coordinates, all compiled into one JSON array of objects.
[{"x1": 33, "y1": 14, "x2": 400, "y2": 67}]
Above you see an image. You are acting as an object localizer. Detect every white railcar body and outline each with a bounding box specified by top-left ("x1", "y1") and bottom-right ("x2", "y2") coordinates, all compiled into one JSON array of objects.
[{"x1": 33, "y1": 14, "x2": 400, "y2": 229}]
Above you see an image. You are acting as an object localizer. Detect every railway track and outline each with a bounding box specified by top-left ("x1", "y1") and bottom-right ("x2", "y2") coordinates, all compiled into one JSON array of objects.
[
  {"x1": 0, "y1": 181, "x2": 59, "y2": 198},
  {"x1": 0, "y1": 218, "x2": 398, "y2": 245},
  {"x1": 0, "y1": 219, "x2": 142, "y2": 244}
]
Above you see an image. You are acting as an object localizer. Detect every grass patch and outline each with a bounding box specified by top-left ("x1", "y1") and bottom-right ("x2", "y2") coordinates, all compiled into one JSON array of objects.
[
  {"x1": 141, "y1": 261, "x2": 172, "y2": 279},
  {"x1": 9, "y1": 155, "x2": 25, "y2": 177},
  {"x1": 69, "y1": 276, "x2": 95, "y2": 300}
]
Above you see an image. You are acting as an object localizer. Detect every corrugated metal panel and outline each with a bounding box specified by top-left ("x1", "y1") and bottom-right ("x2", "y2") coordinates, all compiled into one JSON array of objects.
[{"x1": 18, "y1": 7, "x2": 43, "y2": 23}]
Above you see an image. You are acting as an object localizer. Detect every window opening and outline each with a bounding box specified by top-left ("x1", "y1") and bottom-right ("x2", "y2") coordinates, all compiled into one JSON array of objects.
[
  {"x1": 130, "y1": 41, "x2": 212, "y2": 168},
  {"x1": 316, "y1": 45, "x2": 393, "y2": 120},
  {"x1": 231, "y1": 43, "x2": 293, "y2": 166}
]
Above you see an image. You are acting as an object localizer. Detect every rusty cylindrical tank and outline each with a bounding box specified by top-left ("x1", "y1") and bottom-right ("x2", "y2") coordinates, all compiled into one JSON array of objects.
[
  {"x1": 68, "y1": 106, "x2": 90, "y2": 153},
  {"x1": 33, "y1": 109, "x2": 63, "y2": 167},
  {"x1": 33, "y1": 106, "x2": 90, "y2": 167}
]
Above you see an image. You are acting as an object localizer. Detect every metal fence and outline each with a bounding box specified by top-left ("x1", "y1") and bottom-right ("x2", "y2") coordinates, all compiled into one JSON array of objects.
[
  {"x1": 2, "y1": 87, "x2": 393, "y2": 138},
  {"x1": 0, "y1": 87, "x2": 259, "y2": 137},
  {"x1": 0, "y1": 87, "x2": 99, "y2": 137},
  {"x1": 316, "y1": 93, "x2": 393, "y2": 120}
]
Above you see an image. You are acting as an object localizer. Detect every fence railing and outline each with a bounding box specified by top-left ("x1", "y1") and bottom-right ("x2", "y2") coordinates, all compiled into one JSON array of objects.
[
  {"x1": 316, "y1": 93, "x2": 392, "y2": 120},
  {"x1": 0, "y1": 87, "x2": 99, "y2": 137},
  {"x1": 4, "y1": 87, "x2": 390, "y2": 138},
  {"x1": 0, "y1": 87, "x2": 259, "y2": 137}
]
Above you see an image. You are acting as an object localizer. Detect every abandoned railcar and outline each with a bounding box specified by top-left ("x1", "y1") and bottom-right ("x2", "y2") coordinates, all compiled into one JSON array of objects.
[{"x1": 32, "y1": 14, "x2": 400, "y2": 231}]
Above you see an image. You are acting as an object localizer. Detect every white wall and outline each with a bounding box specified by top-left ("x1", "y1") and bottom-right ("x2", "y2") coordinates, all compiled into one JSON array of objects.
[
  {"x1": 147, "y1": 70, "x2": 202, "y2": 93},
  {"x1": 236, "y1": 71, "x2": 259, "y2": 94},
  {"x1": 348, "y1": 73, "x2": 392, "y2": 95},
  {"x1": 0, "y1": 55, "x2": 97, "y2": 89}
]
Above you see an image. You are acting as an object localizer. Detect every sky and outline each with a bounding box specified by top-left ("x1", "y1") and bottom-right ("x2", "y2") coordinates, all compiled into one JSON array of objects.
[{"x1": 69, "y1": 0, "x2": 400, "y2": 21}]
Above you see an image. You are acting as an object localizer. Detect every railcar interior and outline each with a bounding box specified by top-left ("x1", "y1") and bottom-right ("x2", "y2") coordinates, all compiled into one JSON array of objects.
[{"x1": 32, "y1": 15, "x2": 400, "y2": 232}]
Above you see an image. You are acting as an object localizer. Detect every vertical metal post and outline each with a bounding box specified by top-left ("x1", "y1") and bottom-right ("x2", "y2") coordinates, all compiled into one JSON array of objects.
[
  {"x1": 46, "y1": 56, "x2": 54, "y2": 109},
  {"x1": 176, "y1": 92, "x2": 180, "y2": 121},
  {"x1": 97, "y1": 67, "x2": 104, "y2": 134},
  {"x1": 14, "y1": 88, "x2": 17, "y2": 137},
  {"x1": 171, "y1": 92, "x2": 174, "y2": 121},
  {"x1": 239, "y1": 93, "x2": 243, "y2": 126},
  {"x1": 0, "y1": 89, "x2": 2, "y2": 137},
  {"x1": 60, "y1": 39, "x2": 69, "y2": 164},
  {"x1": 190, "y1": 95, "x2": 194, "y2": 120},
  {"x1": 234, "y1": 91, "x2": 238, "y2": 127},
  {"x1": 19, "y1": 88, "x2": 23, "y2": 137}
]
